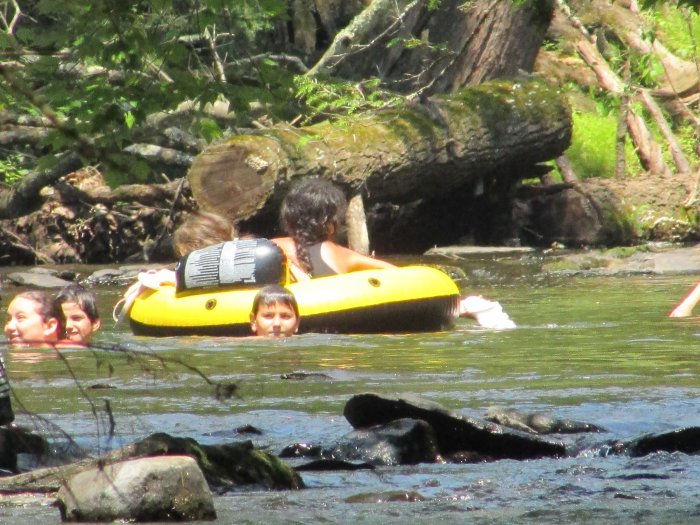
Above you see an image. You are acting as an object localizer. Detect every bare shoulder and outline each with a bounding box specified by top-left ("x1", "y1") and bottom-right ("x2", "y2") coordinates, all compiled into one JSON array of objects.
[
  {"x1": 326, "y1": 242, "x2": 395, "y2": 271},
  {"x1": 271, "y1": 237, "x2": 294, "y2": 250}
]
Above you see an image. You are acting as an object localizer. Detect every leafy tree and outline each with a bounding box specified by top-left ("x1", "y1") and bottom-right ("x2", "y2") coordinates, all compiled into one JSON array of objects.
[{"x1": 0, "y1": 0, "x2": 295, "y2": 184}]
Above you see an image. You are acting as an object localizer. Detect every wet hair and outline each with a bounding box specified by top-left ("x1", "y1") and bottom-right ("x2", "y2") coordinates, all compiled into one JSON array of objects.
[
  {"x1": 173, "y1": 211, "x2": 236, "y2": 258},
  {"x1": 250, "y1": 285, "x2": 299, "y2": 318},
  {"x1": 280, "y1": 178, "x2": 347, "y2": 274},
  {"x1": 13, "y1": 290, "x2": 65, "y2": 336},
  {"x1": 56, "y1": 284, "x2": 100, "y2": 322}
]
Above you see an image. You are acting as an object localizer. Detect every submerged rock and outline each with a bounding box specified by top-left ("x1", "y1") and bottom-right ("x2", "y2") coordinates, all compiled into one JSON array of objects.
[
  {"x1": 326, "y1": 418, "x2": 441, "y2": 466},
  {"x1": 295, "y1": 459, "x2": 374, "y2": 472},
  {"x1": 344, "y1": 393, "x2": 566, "y2": 460}
]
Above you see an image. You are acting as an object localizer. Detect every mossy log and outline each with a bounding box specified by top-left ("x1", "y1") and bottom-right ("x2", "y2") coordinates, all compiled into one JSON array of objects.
[
  {"x1": 188, "y1": 78, "x2": 572, "y2": 230},
  {"x1": 0, "y1": 432, "x2": 303, "y2": 494}
]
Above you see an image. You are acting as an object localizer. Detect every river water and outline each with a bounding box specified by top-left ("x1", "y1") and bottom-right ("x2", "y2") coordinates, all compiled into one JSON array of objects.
[{"x1": 3, "y1": 250, "x2": 700, "y2": 524}]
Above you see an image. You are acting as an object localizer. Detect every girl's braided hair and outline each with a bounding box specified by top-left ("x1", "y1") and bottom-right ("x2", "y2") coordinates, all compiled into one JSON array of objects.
[{"x1": 280, "y1": 178, "x2": 347, "y2": 274}]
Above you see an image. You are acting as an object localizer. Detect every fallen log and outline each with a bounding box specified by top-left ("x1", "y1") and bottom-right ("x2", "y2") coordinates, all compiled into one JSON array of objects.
[{"x1": 188, "y1": 78, "x2": 572, "y2": 231}]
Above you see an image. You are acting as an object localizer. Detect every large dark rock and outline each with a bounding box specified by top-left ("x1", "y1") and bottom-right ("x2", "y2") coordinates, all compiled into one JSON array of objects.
[
  {"x1": 344, "y1": 393, "x2": 566, "y2": 460},
  {"x1": 0, "y1": 426, "x2": 49, "y2": 475},
  {"x1": 618, "y1": 427, "x2": 700, "y2": 457},
  {"x1": 326, "y1": 418, "x2": 441, "y2": 466},
  {"x1": 513, "y1": 184, "x2": 634, "y2": 247}
]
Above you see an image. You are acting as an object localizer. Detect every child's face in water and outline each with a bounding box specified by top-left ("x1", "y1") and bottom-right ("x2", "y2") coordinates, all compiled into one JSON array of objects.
[
  {"x1": 4, "y1": 297, "x2": 59, "y2": 346},
  {"x1": 61, "y1": 302, "x2": 101, "y2": 343},
  {"x1": 251, "y1": 301, "x2": 299, "y2": 337}
]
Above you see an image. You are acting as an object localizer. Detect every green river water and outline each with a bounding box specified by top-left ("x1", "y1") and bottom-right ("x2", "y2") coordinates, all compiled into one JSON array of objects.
[{"x1": 2, "y1": 250, "x2": 700, "y2": 524}]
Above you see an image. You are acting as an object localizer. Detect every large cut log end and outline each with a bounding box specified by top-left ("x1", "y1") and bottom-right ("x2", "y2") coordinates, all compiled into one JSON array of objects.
[{"x1": 188, "y1": 136, "x2": 286, "y2": 223}]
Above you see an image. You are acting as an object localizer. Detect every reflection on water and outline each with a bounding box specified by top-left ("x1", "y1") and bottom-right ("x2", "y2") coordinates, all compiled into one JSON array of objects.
[{"x1": 3, "y1": 259, "x2": 700, "y2": 523}]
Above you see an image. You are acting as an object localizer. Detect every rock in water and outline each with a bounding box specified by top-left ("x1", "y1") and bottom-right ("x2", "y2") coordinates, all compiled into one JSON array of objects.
[{"x1": 55, "y1": 455, "x2": 216, "y2": 522}]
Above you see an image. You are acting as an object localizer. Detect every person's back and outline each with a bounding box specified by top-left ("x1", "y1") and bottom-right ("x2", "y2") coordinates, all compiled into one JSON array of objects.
[{"x1": 273, "y1": 178, "x2": 394, "y2": 280}]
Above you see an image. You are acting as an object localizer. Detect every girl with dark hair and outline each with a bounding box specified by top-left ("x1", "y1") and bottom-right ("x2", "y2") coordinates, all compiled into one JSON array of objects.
[
  {"x1": 4, "y1": 290, "x2": 64, "y2": 347},
  {"x1": 273, "y1": 178, "x2": 394, "y2": 280}
]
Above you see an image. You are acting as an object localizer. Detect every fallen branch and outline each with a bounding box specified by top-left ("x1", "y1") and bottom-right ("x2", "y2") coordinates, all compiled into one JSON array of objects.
[
  {"x1": 123, "y1": 143, "x2": 194, "y2": 167},
  {"x1": 54, "y1": 178, "x2": 188, "y2": 207},
  {"x1": 0, "y1": 151, "x2": 83, "y2": 220}
]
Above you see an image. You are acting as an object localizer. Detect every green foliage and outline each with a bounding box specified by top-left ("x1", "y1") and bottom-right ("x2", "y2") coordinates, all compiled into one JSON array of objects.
[
  {"x1": 293, "y1": 76, "x2": 403, "y2": 124},
  {"x1": 641, "y1": 0, "x2": 699, "y2": 13},
  {"x1": 646, "y1": 3, "x2": 700, "y2": 59},
  {"x1": 565, "y1": 109, "x2": 641, "y2": 180},
  {"x1": 0, "y1": 153, "x2": 31, "y2": 184},
  {"x1": 1, "y1": 0, "x2": 293, "y2": 184}
]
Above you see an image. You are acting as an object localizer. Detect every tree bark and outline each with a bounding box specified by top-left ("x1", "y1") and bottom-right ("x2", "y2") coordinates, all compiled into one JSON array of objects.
[
  {"x1": 188, "y1": 79, "x2": 571, "y2": 229},
  {"x1": 346, "y1": 193, "x2": 370, "y2": 255},
  {"x1": 305, "y1": 0, "x2": 554, "y2": 95}
]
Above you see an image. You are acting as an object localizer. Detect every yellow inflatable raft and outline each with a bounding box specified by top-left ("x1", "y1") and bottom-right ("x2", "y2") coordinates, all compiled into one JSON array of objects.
[{"x1": 128, "y1": 264, "x2": 460, "y2": 336}]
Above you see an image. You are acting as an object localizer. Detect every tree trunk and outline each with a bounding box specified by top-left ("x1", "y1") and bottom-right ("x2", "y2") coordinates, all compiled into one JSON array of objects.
[
  {"x1": 346, "y1": 193, "x2": 370, "y2": 254},
  {"x1": 306, "y1": 0, "x2": 555, "y2": 95},
  {"x1": 188, "y1": 78, "x2": 571, "y2": 236}
]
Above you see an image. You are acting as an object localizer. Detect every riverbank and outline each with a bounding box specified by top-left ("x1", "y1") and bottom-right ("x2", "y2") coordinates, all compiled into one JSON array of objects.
[
  {"x1": 2, "y1": 242, "x2": 700, "y2": 296},
  {"x1": 427, "y1": 242, "x2": 700, "y2": 277}
]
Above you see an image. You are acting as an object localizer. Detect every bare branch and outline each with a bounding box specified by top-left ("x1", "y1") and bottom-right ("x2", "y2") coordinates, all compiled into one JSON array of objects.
[
  {"x1": 0, "y1": 0, "x2": 21, "y2": 34},
  {"x1": 307, "y1": 0, "x2": 419, "y2": 77},
  {"x1": 123, "y1": 143, "x2": 194, "y2": 167},
  {"x1": 204, "y1": 26, "x2": 227, "y2": 83},
  {"x1": 0, "y1": 151, "x2": 83, "y2": 220}
]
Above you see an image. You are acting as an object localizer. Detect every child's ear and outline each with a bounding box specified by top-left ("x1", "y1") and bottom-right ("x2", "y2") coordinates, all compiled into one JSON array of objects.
[
  {"x1": 249, "y1": 313, "x2": 257, "y2": 334},
  {"x1": 45, "y1": 318, "x2": 59, "y2": 338},
  {"x1": 92, "y1": 319, "x2": 102, "y2": 332}
]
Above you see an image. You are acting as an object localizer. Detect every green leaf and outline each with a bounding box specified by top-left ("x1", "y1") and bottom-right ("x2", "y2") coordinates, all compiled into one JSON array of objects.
[{"x1": 124, "y1": 111, "x2": 136, "y2": 129}]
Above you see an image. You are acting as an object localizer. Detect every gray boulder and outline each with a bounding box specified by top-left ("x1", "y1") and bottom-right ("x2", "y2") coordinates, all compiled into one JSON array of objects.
[
  {"x1": 484, "y1": 406, "x2": 606, "y2": 434},
  {"x1": 6, "y1": 270, "x2": 72, "y2": 288},
  {"x1": 55, "y1": 455, "x2": 216, "y2": 522}
]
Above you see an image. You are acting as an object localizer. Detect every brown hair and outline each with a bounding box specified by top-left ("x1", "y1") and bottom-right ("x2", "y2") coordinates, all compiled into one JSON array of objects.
[
  {"x1": 172, "y1": 211, "x2": 236, "y2": 257},
  {"x1": 250, "y1": 285, "x2": 299, "y2": 318}
]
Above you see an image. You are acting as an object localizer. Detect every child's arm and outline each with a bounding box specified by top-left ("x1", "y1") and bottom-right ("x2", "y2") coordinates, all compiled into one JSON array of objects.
[{"x1": 669, "y1": 281, "x2": 700, "y2": 317}]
